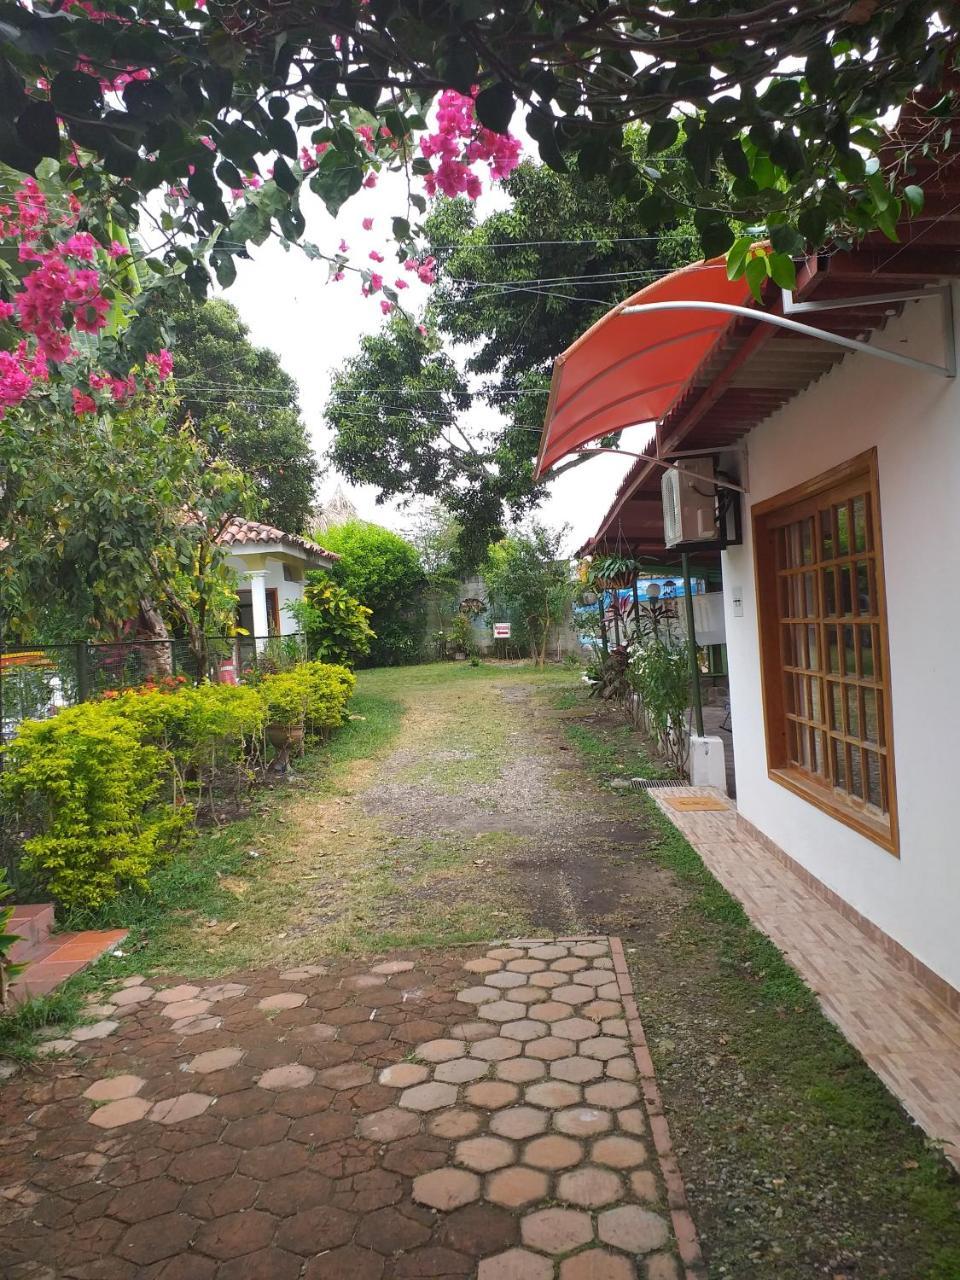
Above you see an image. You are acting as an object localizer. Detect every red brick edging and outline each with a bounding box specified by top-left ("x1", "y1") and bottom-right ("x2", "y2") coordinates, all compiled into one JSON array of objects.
[{"x1": 610, "y1": 935, "x2": 707, "y2": 1280}]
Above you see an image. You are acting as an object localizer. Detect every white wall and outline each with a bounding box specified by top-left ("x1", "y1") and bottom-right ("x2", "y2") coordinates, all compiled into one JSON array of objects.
[{"x1": 722, "y1": 291, "x2": 960, "y2": 991}]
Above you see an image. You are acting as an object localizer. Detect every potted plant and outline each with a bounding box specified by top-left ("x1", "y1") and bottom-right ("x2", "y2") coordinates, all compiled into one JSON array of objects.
[
  {"x1": 261, "y1": 673, "x2": 307, "y2": 768},
  {"x1": 448, "y1": 612, "x2": 473, "y2": 661}
]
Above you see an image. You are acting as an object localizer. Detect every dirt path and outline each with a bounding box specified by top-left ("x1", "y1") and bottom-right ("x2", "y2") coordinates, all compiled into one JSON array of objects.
[{"x1": 271, "y1": 665, "x2": 681, "y2": 963}]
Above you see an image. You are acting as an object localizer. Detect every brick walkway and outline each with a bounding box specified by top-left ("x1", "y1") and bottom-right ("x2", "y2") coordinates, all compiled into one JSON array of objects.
[
  {"x1": 0, "y1": 938, "x2": 703, "y2": 1279},
  {"x1": 650, "y1": 787, "x2": 960, "y2": 1170}
]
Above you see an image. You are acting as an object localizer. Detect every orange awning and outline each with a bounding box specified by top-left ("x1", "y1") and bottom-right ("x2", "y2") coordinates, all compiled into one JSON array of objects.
[{"x1": 535, "y1": 256, "x2": 754, "y2": 477}]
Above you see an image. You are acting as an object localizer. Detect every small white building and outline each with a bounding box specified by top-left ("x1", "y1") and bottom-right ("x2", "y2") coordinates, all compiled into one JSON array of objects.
[
  {"x1": 217, "y1": 516, "x2": 338, "y2": 646},
  {"x1": 537, "y1": 151, "x2": 960, "y2": 1009}
]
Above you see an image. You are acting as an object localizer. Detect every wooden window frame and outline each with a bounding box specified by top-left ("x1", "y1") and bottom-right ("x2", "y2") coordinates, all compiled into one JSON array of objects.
[
  {"x1": 265, "y1": 587, "x2": 281, "y2": 635},
  {"x1": 752, "y1": 448, "x2": 899, "y2": 855}
]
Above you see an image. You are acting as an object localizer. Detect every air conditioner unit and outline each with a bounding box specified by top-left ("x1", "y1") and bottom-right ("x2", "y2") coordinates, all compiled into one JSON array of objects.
[{"x1": 662, "y1": 458, "x2": 720, "y2": 549}]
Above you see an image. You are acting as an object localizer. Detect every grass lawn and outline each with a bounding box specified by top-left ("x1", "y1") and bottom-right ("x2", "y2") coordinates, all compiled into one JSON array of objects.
[{"x1": 558, "y1": 690, "x2": 960, "y2": 1280}]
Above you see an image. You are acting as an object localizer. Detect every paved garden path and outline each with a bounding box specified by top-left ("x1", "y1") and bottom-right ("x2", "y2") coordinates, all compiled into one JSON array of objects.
[{"x1": 0, "y1": 936, "x2": 701, "y2": 1279}]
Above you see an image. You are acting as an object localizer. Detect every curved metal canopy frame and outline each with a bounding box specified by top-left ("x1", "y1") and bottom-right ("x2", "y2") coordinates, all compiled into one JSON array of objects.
[{"x1": 621, "y1": 285, "x2": 956, "y2": 379}]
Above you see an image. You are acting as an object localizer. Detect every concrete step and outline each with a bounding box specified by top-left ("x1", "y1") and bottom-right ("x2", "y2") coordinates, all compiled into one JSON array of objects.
[
  {"x1": 5, "y1": 906, "x2": 127, "y2": 1005},
  {"x1": 8, "y1": 904, "x2": 55, "y2": 964}
]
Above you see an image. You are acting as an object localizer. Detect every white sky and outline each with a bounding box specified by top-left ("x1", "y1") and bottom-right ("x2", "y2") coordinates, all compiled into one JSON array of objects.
[{"x1": 220, "y1": 162, "x2": 647, "y2": 556}]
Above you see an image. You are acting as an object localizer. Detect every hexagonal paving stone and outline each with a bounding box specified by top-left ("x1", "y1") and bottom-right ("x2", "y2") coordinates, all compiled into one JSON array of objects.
[
  {"x1": 536, "y1": 1001, "x2": 578, "y2": 1023},
  {"x1": 487, "y1": 948, "x2": 523, "y2": 961},
  {"x1": 418, "y1": 1038, "x2": 467, "y2": 1062},
  {"x1": 521, "y1": 1206, "x2": 594, "y2": 1254},
  {"x1": 464, "y1": 958, "x2": 501, "y2": 975},
  {"x1": 490, "y1": 1106, "x2": 548, "y2": 1140},
  {"x1": 155, "y1": 984, "x2": 201, "y2": 1004},
  {"x1": 551, "y1": 985, "x2": 594, "y2": 1006},
  {"x1": 471, "y1": 1036, "x2": 521, "y2": 1062},
  {"x1": 597, "y1": 1204, "x2": 670, "y2": 1253},
  {"x1": 257, "y1": 1063, "x2": 315, "y2": 1091},
  {"x1": 160, "y1": 998, "x2": 213, "y2": 1020},
  {"x1": 465, "y1": 1081, "x2": 519, "y2": 1110},
  {"x1": 113, "y1": 986, "x2": 154, "y2": 1006},
  {"x1": 108, "y1": 1176, "x2": 184, "y2": 1224},
  {"x1": 559, "y1": 1248, "x2": 635, "y2": 1279},
  {"x1": 496, "y1": 1058, "x2": 545, "y2": 1084},
  {"x1": 585, "y1": 1081, "x2": 639, "y2": 1108},
  {"x1": 556, "y1": 1165, "x2": 622, "y2": 1209},
  {"x1": 573, "y1": 943, "x2": 607, "y2": 957},
  {"x1": 413, "y1": 1167, "x2": 481, "y2": 1211},
  {"x1": 200, "y1": 981, "x2": 248, "y2": 1001},
  {"x1": 452, "y1": 1020, "x2": 498, "y2": 1041},
  {"x1": 117, "y1": 1213, "x2": 200, "y2": 1265},
  {"x1": 528, "y1": 944, "x2": 568, "y2": 961},
  {"x1": 601, "y1": 1018, "x2": 628, "y2": 1036},
  {"x1": 551, "y1": 957, "x2": 589, "y2": 973},
  {"x1": 434, "y1": 1057, "x2": 488, "y2": 1084},
  {"x1": 580, "y1": 1036, "x2": 628, "y2": 1061},
  {"x1": 550, "y1": 1056, "x2": 604, "y2": 1083},
  {"x1": 505, "y1": 958, "x2": 545, "y2": 974},
  {"x1": 523, "y1": 1134, "x2": 583, "y2": 1170},
  {"x1": 582, "y1": 1000, "x2": 622, "y2": 1020},
  {"x1": 555, "y1": 1106, "x2": 612, "y2": 1137},
  {"x1": 552, "y1": 1017, "x2": 602, "y2": 1042},
  {"x1": 458, "y1": 986, "x2": 500, "y2": 1005},
  {"x1": 429, "y1": 1108, "x2": 483, "y2": 1139},
  {"x1": 83, "y1": 1074, "x2": 145, "y2": 1102},
  {"x1": 72, "y1": 1019, "x2": 119, "y2": 1040},
  {"x1": 482, "y1": 1000, "x2": 527, "y2": 1023},
  {"x1": 149, "y1": 1092, "x2": 213, "y2": 1124},
  {"x1": 529, "y1": 971, "x2": 567, "y2": 989},
  {"x1": 591, "y1": 1135, "x2": 648, "y2": 1169},
  {"x1": 87, "y1": 1096, "x2": 152, "y2": 1129},
  {"x1": 525, "y1": 1079, "x2": 581, "y2": 1109},
  {"x1": 371, "y1": 959, "x2": 414, "y2": 974},
  {"x1": 485, "y1": 1166, "x2": 549, "y2": 1208},
  {"x1": 630, "y1": 1170, "x2": 659, "y2": 1203},
  {"x1": 357, "y1": 1107, "x2": 421, "y2": 1142},
  {"x1": 259, "y1": 991, "x2": 308, "y2": 1012},
  {"x1": 187, "y1": 1047, "x2": 244, "y2": 1074},
  {"x1": 485, "y1": 971, "x2": 528, "y2": 989},
  {"x1": 455, "y1": 1136, "x2": 515, "y2": 1173},
  {"x1": 379, "y1": 1063, "x2": 430, "y2": 1088},
  {"x1": 605, "y1": 1057, "x2": 637, "y2": 1081},
  {"x1": 509, "y1": 986, "x2": 551, "y2": 1006},
  {"x1": 477, "y1": 1247, "x2": 553, "y2": 1279},
  {"x1": 501, "y1": 1019, "x2": 548, "y2": 1042},
  {"x1": 399, "y1": 1081, "x2": 459, "y2": 1112},
  {"x1": 576, "y1": 969, "x2": 616, "y2": 988},
  {"x1": 618, "y1": 1107, "x2": 648, "y2": 1135},
  {"x1": 525, "y1": 1035, "x2": 575, "y2": 1061}
]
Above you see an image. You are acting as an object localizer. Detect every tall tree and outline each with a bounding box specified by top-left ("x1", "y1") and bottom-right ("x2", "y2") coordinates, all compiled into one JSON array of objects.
[
  {"x1": 147, "y1": 292, "x2": 320, "y2": 532},
  {"x1": 483, "y1": 524, "x2": 575, "y2": 668},
  {"x1": 326, "y1": 160, "x2": 694, "y2": 561},
  {"x1": 0, "y1": 1, "x2": 949, "y2": 281}
]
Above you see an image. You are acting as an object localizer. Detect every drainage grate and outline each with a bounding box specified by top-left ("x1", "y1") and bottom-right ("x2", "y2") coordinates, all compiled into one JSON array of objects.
[{"x1": 629, "y1": 777, "x2": 688, "y2": 791}]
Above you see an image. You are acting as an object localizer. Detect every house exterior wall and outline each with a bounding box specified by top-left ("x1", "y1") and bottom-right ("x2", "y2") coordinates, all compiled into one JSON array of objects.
[
  {"x1": 721, "y1": 292, "x2": 959, "y2": 992},
  {"x1": 224, "y1": 547, "x2": 331, "y2": 637}
]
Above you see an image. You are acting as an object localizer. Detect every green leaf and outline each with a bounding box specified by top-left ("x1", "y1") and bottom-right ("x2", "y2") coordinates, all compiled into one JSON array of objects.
[
  {"x1": 646, "y1": 118, "x2": 678, "y2": 155},
  {"x1": 267, "y1": 116, "x2": 297, "y2": 158},
  {"x1": 51, "y1": 69, "x2": 103, "y2": 119},
  {"x1": 345, "y1": 68, "x2": 380, "y2": 113},
  {"x1": 696, "y1": 217, "x2": 734, "y2": 259},
  {"x1": 216, "y1": 158, "x2": 243, "y2": 189},
  {"x1": 272, "y1": 155, "x2": 297, "y2": 195},
  {"x1": 16, "y1": 100, "x2": 59, "y2": 160},
  {"x1": 721, "y1": 137, "x2": 750, "y2": 180},
  {"x1": 474, "y1": 82, "x2": 514, "y2": 135},
  {"x1": 392, "y1": 216, "x2": 410, "y2": 239},
  {"x1": 769, "y1": 223, "x2": 804, "y2": 255},
  {"x1": 268, "y1": 96, "x2": 289, "y2": 119},
  {"x1": 213, "y1": 252, "x2": 236, "y2": 288},
  {"x1": 805, "y1": 44, "x2": 835, "y2": 97},
  {"x1": 445, "y1": 40, "x2": 479, "y2": 95},
  {"x1": 903, "y1": 184, "x2": 924, "y2": 213},
  {"x1": 768, "y1": 251, "x2": 797, "y2": 291},
  {"x1": 726, "y1": 235, "x2": 754, "y2": 280},
  {"x1": 744, "y1": 254, "x2": 769, "y2": 301}
]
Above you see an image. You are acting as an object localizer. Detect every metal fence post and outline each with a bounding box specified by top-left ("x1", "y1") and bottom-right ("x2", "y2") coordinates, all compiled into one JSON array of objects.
[{"x1": 75, "y1": 640, "x2": 90, "y2": 703}]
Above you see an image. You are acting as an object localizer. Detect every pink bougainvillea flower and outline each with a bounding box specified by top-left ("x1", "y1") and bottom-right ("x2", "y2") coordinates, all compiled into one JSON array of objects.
[
  {"x1": 369, "y1": 272, "x2": 383, "y2": 292},
  {"x1": 394, "y1": 278, "x2": 408, "y2": 290},
  {"x1": 339, "y1": 239, "x2": 349, "y2": 253},
  {"x1": 71, "y1": 388, "x2": 97, "y2": 416},
  {"x1": 369, "y1": 250, "x2": 384, "y2": 262},
  {"x1": 146, "y1": 349, "x2": 174, "y2": 379},
  {"x1": 362, "y1": 173, "x2": 378, "y2": 188},
  {"x1": 362, "y1": 217, "x2": 374, "y2": 230},
  {"x1": 380, "y1": 299, "x2": 394, "y2": 314},
  {"x1": 107, "y1": 240, "x2": 129, "y2": 258}
]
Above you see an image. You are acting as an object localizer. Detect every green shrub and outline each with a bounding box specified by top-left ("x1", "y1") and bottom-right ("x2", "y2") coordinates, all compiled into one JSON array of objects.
[
  {"x1": 287, "y1": 575, "x2": 374, "y2": 667},
  {"x1": 0, "y1": 867, "x2": 26, "y2": 1010},
  {"x1": 298, "y1": 661, "x2": 356, "y2": 733},
  {"x1": 260, "y1": 671, "x2": 309, "y2": 728},
  {"x1": 1, "y1": 701, "x2": 186, "y2": 912}
]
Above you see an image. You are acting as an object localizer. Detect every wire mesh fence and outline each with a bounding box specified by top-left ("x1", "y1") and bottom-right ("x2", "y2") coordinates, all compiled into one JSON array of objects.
[{"x1": 0, "y1": 633, "x2": 307, "y2": 746}]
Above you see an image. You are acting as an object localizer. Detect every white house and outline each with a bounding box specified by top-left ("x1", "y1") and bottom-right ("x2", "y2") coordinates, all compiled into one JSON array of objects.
[
  {"x1": 536, "y1": 141, "x2": 960, "y2": 1010},
  {"x1": 217, "y1": 516, "x2": 338, "y2": 646}
]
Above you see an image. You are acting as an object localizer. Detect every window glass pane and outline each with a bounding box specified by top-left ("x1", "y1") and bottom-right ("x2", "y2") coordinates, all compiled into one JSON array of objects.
[
  {"x1": 836, "y1": 503, "x2": 850, "y2": 553},
  {"x1": 793, "y1": 625, "x2": 807, "y2": 669},
  {"x1": 807, "y1": 625, "x2": 819, "y2": 671},
  {"x1": 810, "y1": 678, "x2": 823, "y2": 724},
  {"x1": 849, "y1": 747, "x2": 864, "y2": 799},
  {"x1": 865, "y1": 751, "x2": 884, "y2": 810},
  {"x1": 813, "y1": 730, "x2": 826, "y2": 778},
  {"x1": 803, "y1": 572, "x2": 816, "y2": 617},
  {"x1": 801, "y1": 518, "x2": 814, "y2": 565},
  {"x1": 789, "y1": 523, "x2": 802, "y2": 568},
  {"x1": 839, "y1": 565, "x2": 853, "y2": 616},
  {"x1": 853, "y1": 494, "x2": 869, "y2": 552},
  {"x1": 871, "y1": 626, "x2": 882, "y2": 681},
  {"x1": 828, "y1": 627, "x2": 841, "y2": 674},
  {"x1": 820, "y1": 508, "x2": 834, "y2": 560},
  {"x1": 785, "y1": 718, "x2": 799, "y2": 765},
  {"x1": 829, "y1": 682, "x2": 843, "y2": 731},
  {"x1": 859, "y1": 626, "x2": 875, "y2": 679},
  {"x1": 801, "y1": 725, "x2": 812, "y2": 771},
  {"x1": 855, "y1": 561, "x2": 872, "y2": 615},
  {"x1": 843, "y1": 625, "x2": 857, "y2": 675},
  {"x1": 822, "y1": 568, "x2": 837, "y2": 616},
  {"x1": 831, "y1": 738, "x2": 847, "y2": 790},
  {"x1": 845, "y1": 685, "x2": 860, "y2": 738},
  {"x1": 863, "y1": 687, "x2": 881, "y2": 745}
]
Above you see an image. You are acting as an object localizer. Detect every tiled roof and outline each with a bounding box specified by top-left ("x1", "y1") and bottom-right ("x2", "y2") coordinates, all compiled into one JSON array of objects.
[{"x1": 216, "y1": 516, "x2": 338, "y2": 561}]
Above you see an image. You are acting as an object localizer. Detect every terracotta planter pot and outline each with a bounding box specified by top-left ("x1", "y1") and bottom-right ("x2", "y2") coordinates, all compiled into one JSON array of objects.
[{"x1": 266, "y1": 723, "x2": 304, "y2": 751}]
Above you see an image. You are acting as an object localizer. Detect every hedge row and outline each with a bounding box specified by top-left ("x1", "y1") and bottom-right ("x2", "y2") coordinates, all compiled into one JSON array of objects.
[{"x1": 1, "y1": 662, "x2": 355, "y2": 912}]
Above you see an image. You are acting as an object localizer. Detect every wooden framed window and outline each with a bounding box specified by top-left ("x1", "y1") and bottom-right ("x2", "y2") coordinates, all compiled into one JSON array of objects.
[{"x1": 752, "y1": 449, "x2": 898, "y2": 853}]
